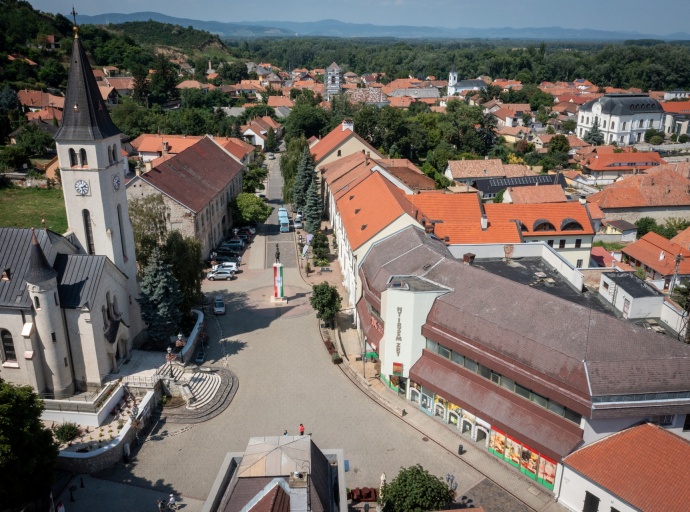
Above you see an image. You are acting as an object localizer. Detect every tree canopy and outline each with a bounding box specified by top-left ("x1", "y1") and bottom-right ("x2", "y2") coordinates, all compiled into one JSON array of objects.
[
  {"x1": 310, "y1": 282, "x2": 342, "y2": 328},
  {"x1": 380, "y1": 464, "x2": 455, "y2": 512},
  {"x1": 0, "y1": 379, "x2": 58, "y2": 511},
  {"x1": 138, "y1": 248, "x2": 182, "y2": 346},
  {"x1": 232, "y1": 192, "x2": 272, "y2": 225}
]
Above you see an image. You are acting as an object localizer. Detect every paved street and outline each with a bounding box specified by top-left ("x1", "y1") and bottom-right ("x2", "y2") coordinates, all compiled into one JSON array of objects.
[{"x1": 56, "y1": 150, "x2": 563, "y2": 512}]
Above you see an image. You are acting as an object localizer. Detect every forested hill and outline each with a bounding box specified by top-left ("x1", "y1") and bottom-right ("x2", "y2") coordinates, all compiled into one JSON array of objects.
[{"x1": 100, "y1": 21, "x2": 228, "y2": 52}]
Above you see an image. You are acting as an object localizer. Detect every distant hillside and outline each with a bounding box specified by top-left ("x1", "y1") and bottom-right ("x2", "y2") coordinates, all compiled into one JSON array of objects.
[
  {"x1": 103, "y1": 21, "x2": 228, "y2": 52},
  {"x1": 77, "y1": 12, "x2": 295, "y2": 38},
  {"x1": 76, "y1": 12, "x2": 690, "y2": 41}
]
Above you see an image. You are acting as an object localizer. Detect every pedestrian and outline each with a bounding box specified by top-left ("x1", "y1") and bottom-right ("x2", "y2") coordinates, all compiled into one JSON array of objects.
[
  {"x1": 168, "y1": 494, "x2": 177, "y2": 510},
  {"x1": 56, "y1": 502, "x2": 66, "y2": 512},
  {"x1": 237, "y1": 255, "x2": 242, "y2": 266},
  {"x1": 156, "y1": 499, "x2": 164, "y2": 512},
  {"x1": 283, "y1": 429, "x2": 288, "y2": 436},
  {"x1": 299, "y1": 423, "x2": 305, "y2": 436}
]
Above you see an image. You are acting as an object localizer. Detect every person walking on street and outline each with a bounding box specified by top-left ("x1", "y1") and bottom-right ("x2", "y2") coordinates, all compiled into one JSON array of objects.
[
  {"x1": 283, "y1": 429, "x2": 288, "y2": 436},
  {"x1": 168, "y1": 494, "x2": 177, "y2": 510},
  {"x1": 299, "y1": 423, "x2": 305, "y2": 436},
  {"x1": 157, "y1": 499, "x2": 165, "y2": 512}
]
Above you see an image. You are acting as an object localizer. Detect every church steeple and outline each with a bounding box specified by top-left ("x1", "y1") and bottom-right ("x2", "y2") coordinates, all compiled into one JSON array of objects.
[
  {"x1": 25, "y1": 229, "x2": 57, "y2": 284},
  {"x1": 54, "y1": 28, "x2": 120, "y2": 142}
]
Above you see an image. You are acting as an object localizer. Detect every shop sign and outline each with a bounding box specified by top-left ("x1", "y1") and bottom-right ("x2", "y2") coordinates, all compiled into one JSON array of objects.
[
  {"x1": 538, "y1": 455, "x2": 557, "y2": 490},
  {"x1": 393, "y1": 362, "x2": 403, "y2": 375},
  {"x1": 489, "y1": 428, "x2": 506, "y2": 457},
  {"x1": 370, "y1": 315, "x2": 384, "y2": 334},
  {"x1": 520, "y1": 444, "x2": 539, "y2": 480},
  {"x1": 504, "y1": 435, "x2": 522, "y2": 468},
  {"x1": 395, "y1": 307, "x2": 402, "y2": 356}
]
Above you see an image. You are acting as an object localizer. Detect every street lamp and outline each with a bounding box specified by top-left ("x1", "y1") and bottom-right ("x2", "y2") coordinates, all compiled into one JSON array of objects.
[{"x1": 166, "y1": 346, "x2": 174, "y2": 379}]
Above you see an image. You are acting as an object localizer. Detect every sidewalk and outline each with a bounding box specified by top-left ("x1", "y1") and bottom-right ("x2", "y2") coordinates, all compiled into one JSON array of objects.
[{"x1": 334, "y1": 321, "x2": 565, "y2": 512}]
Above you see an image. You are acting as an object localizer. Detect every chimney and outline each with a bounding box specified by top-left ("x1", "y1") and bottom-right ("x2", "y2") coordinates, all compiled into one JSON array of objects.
[
  {"x1": 480, "y1": 215, "x2": 488, "y2": 230},
  {"x1": 667, "y1": 184, "x2": 671, "y2": 194},
  {"x1": 579, "y1": 196, "x2": 586, "y2": 205},
  {"x1": 425, "y1": 222, "x2": 435, "y2": 234},
  {"x1": 342, "y1": 118, "x2": 354, "y2": 132},
  {"x1": 463, "y1": 252, "x2": 476, "y2": 264},
  {"x1": 365, "y1": 155, "x2": 369, "y2": 166},
  {"x1": 162, "y1": 141, "x2": 168, "y2": 155}
]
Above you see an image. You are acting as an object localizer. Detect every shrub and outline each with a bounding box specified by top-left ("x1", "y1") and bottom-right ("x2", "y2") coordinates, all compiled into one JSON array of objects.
[
  {"x1": 54, "y1": 422, "x2": 80, "y2": 444},
  {"x1": 679, "y1": 134, "x2": 689, "y2": 143},
  {"x1": 314, "y1": 258, "x2": 330, "y2": 267},
  {"x1": 331, "y1": 353, "x2": 343, "y2": 364},
  {"x1": 649, "y1": 135, "x2": 664, "y2": 145}
]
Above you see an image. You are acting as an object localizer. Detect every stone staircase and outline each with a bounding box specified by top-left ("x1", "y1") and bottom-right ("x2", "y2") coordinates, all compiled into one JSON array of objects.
[
  {"x1": 157, "y1": 367, "x2": 238, "y2": 424},
  {"x1": 186, "y1": 371, "x2": 221, "y2": 410}
]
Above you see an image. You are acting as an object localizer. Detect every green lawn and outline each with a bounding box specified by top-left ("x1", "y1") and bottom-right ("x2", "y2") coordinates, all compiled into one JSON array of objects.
[{"x1": 0, "y1": 187, "x2": 68, "y2": 234}]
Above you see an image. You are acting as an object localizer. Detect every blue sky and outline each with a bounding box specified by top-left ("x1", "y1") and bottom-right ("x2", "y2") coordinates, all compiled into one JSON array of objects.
[{"x1": 28, "y1": 0, "x2": 690, "y2": 35}]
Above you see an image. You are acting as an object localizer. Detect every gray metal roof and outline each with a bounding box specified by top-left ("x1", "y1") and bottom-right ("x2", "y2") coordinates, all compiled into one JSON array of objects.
[
  {"x1": 602, "y1": 272, "x2": 661, "y2": 299},
  {"x1": 54, "y1": 254, "x2": 106, "y2": 309},
  {"x1": 579, "y1": 94, "x2": 664, "y2": 115},
  {"x1": 25, "y1": 231, "x2": 58, "y2": 284},
  {"x1": 55, "y1": 35, "x2": 121, "y2": 142},
  {"x1": 0, "y1": 228, "x2": 63, "y2": 309},
  {"x1": 454, "y1": 79, "x2": 487, "y2": 89}
]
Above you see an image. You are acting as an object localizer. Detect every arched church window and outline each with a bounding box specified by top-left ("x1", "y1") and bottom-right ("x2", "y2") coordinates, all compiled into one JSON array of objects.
[
  {"x1": 69, "y1": 148, "x2": 78, "y2": 167},
  {"x1": 112, "y1": 145, "x2": 118, "y2": 163},
  {"x1": 82, "y1": 209, "x2": 95, "y2": 255},
  {"x1": 1, "y1": 329, "x2": 17, "y2": 362},
  {"x1": 107, "y1": 145, "x2": 113, "y2": 165},
  {"x1": 106, "y1": 292, "x2": 112, "y2": 318},
  {"x1": 102, "y1": 305, "x2": 108, "y2": 330},
  {"x1": 117, "y1": 204, "x2": 127, "y2": 259},
  {"x1": 79, "y1": 148, "x2": 88, "y2": 167},
  {"x1": 113, "y1": 295, "x2": 120, "y2": 316},
  {"x1": 34, "y1": 296, "x2": 40, "y2": 310}
]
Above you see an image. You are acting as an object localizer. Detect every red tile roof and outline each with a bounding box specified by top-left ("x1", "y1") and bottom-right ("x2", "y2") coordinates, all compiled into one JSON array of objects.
[
  {"x1": 138, "y1": 136, "x2": 243, "y2": 213},
  {"x1": 622, "y1": 232, "x2": 690, "y2": 276},
  {"x1": 484, "y1": 202, "x2": 594, "y2": 237},
  {"x1": 446, "y1": 159, "x2": 505, "y2": 179},
  {"x1": 661, "y1": 100, "x2": 690, "y2": 114},
  {"x1": 132, "y1": 134, "x2": 202, "y2": 154},
  {"x1": 266, "y1": 96, "x2": 294, "y2": 108},
  {"x1": 507, "y1": 184, "x2": 567, "y2": 204},
  {"x1": 337, "y1": 172, "x2": 414, "y2": 250},
  {"x1": 587, "y1": 165, "x2": 690, "y2": 209},
  {"x1": 671, "y1": 225, "x2": 690, "y2": 250},
  {"x1": 584, "y1": 151, "x2": 665, "y2": 172},
  {"x1": 563, "y1": 423, "x2": 690, "y2": 512},
  {"x1": 310, "y1": 125, "x2": 380, "y2": 164}
]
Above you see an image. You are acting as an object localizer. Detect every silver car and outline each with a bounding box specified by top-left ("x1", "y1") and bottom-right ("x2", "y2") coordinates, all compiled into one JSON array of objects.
[
  {"x1": 207, "y1": 269, "x2": 235, "y2": 281},
  {"x1": 213, "y1": 295, "x2": 226, "y2": 315}
]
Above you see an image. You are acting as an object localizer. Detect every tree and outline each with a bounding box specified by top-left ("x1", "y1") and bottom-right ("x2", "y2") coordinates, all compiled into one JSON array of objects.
[
  {"x1": 561, "y1": 118, "x2": 577, "y2": 134},
  {"x1": 131, "y1": 65, "x2": 150, "y2": 104},
  {"x1": 671, "y1": 278, "x2": 689, "y2": 309},
  {"x1": 380, "y1": 464, "x2": 455, "y2": 512},
  {"x1": 548, "y1": 134, "x2": 570, "y2": 154},
  {"x1": 16, "y1": 123, "x2": 55, "y2": 155},
  {"x1": 148, "y1": 54, "x2": 179, "y2": 105},
  {"x1": 163, "y1": 231, "x2": 204, "y2": 319},
  {"x1": 265, "y1": 127, "x2": 277, "y2": 152},
  {"x1": 137, "y1": 248, "x2": 182, "y2": 346},
  {"x1": 304, "y1": 179, "x2": 322, "y2": 234},
  {"x1": 283, "y1": 102, "x2": 329, "y2": 140},
  {"x1": 583, "y1": 118, "x2": 605, "y2": 146},
  {"x1": 221, "y1": 61, "x2": 249, "y2": 83},
  {"x1": 0, "y1": 379, "x2": 58, "y2": 511},
  {"x1": 231, "y1": 192, "x2": 272, "y2": 224},
  {"x1": 310, "y1": 282, "x2": 342, "y2": 328},
  {"x1": 128, "y1": 194, "x2": 169, "y2": 271},
  {"x1": 292, "y1": 147, "x2": 315, "y2": 212}
]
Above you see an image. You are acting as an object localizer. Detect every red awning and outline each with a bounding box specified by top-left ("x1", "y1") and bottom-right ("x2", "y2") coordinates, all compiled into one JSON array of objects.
[
  {"x1": 410, "y1": 354, "x2": 582, "y2": 461},
  {"x1": 356, "y1": 298, "x2": 383, "y2": 351}
]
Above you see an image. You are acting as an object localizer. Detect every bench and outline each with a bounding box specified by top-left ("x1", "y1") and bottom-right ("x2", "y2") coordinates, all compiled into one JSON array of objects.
[
  {"x1": 181, "y1": 384, "x2": 195, "y2": 404},
  {"x1": 320, "y1": 267, "x2": 332, "y2": 272}
]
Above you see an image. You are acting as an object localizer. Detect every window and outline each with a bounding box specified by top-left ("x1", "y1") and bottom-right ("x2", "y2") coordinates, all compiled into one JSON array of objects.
[
  {"x1": 64, "y1": 357, "x2": 68, "y2": 367},
  {"x1": 111, "y1": 145, "x2": 117, "y2": 163},
  {"x1": 531, "y1": 392, "x2": 548, "y2": 408},
  {"x1": 575, "y1": 238, "x2": 582, "y2": 248},
  {"x1": 82, "y1": 210, "x2": 95, "y2": 255},
  {"x1": 564, "y1": 408, "x2": 582, "y2": 424},
  {"x1": 500, "y1": 376, "x2": 515, "y2": 392},
  {"x1": 602, "y1": 120, "x2": 606, "y2": 128},
  {"x1": 102, "y1": 306, "x2": 108, "y2": 329},
  {"x1": 51, "y1": 332, "x2": 56, "y2": 342},
  {"x1": 683, "y1": 414, "x2": 690, "y2": 431},
  {"x1": 451, "y1": 351, "x2": 464, "y2": 366},
  {"x1": 515, "y1": 384, "x2": 531, "y2": 399},
  {"x1": 583, "y1": 491, "x2": 600, "y2": 512},
  {"x1": 1, "y1": 329, "x2": 17, "y2": 362},
  {"x1": 464, "y1": 358, "x2": 478, "y2": 373},
  {"x1": 54, "y1": 292, "x2": 59, "y2": 305},
  {"x1": 547, "y1": 400, "x2": 565, "y2": 416},
  {"x1": 79, "y1": 148, "x2": 88, "y2": 167},
  {"x1": 69, "y1": 148, "x2": 78, "y2": 167},
  {"x1": 576, "y1": 259, "x2": 583, "y2": 268},
  {"x1": 611, "y1": 121, "x2": 615, "y2": 129},
  {"x1": 547, "y1": 240, "x2": 554, "y2": 247},
  {"x1": 437, "y1": 345, "x2": 451, "y2": 360},
  {"x1": 639, "y1": 119, "x2": 644, "y2": 128},
  {"x1": 426, "y1": 339, "x2": 438, "y2": 352},
  {"x1": 490, "y1": 371, "x2": 501, "y2": 384},
  {"x1": 107, "y1": 145, "x2": 113, "y2": 164},
  {"x1": 603, "y1": 282, "x2": 609, "y2": 291},
  {"x1": 117, "y1": 204, "x2": 127, "y2": 259},
  {"x1": 622, "y1": 122, "x2": 627, "y2": 130},
  {"x1": 34, "y1": 296, "x2": 40, "y2": 310},
  {"x1": 559, "y1": 239, "x2": 566, "y2": 249},
  {"x1": 337, "y1": 149, "x2": 342, "y2": 157},
  {"x1": 477, "y1": 363, "x2": 491, "y2": 379},
  {"x1": 649, "y1": 415, "x2": 674, "y2": 426}
]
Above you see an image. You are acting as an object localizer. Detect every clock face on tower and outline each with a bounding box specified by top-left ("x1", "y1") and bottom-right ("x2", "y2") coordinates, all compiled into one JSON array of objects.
[
  {"x1": 75, "y1": 179, "x2": 89, "y2": 196},
  {"x1": 112, "y1": 175, "x2": 121, "y2": 190}
]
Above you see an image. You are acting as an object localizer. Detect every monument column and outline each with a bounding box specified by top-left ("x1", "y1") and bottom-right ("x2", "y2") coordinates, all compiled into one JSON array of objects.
[{"x1": 271, "y1": 244, "x2": 286, "y2": 303}]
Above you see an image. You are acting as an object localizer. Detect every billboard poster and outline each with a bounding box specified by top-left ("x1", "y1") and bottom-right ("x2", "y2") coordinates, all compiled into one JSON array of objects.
[
  {"x1": 434, "y1": 396, "x2": 447, "y2": 418},
  {"x1": 504, "y1": 435, "x2": 521, "y2": 468},
  {"x1": 488, "y1": 428, "x2": 506, "y2": 458},
  {"x1": 537, "y1": 455, "x2": 557, "y2": 490},
  {"x1": 420, "y1": 393, "x2": 433, "y2": 414},
  {"x1": 389, "y1": 375, "x2": 400, "y2": 392},
  {"x1": 520, "y1": 444, "x2": 539, "y2": 479}
]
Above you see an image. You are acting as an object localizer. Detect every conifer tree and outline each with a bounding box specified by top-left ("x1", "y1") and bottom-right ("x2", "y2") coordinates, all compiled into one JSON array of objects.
[
  {"x1": 138, "y1": 248, "x2": 182, "y2": 345},
  {"x1": 292, "y1": 147, "x2": 315, "y2": 211},
  {"x1": 304, "y1": 178, "x2": 322, "y2": 234},
  {"x1": 583, "y1": 118, "x2": 605, "y2": 145},
  {"x1": 265, "y1": 127, "x2": 277, "y2": 152}
]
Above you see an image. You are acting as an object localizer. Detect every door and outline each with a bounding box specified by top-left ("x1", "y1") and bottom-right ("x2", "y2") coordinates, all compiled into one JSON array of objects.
[
  {"x1": 583, "y1": 491, "x2": 600, "y2": 512},
  {"x1": 622, "y1": 298, "x2": 630, "y2": 319}
]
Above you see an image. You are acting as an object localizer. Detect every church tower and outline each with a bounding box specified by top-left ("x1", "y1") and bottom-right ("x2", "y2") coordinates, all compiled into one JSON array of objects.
[
  {"x1": 448, "y1": 69, "x2": 458, "y2": 96},
  {"x1": 55, "y1": 27, "x2": 142, "y2": 337},
  {"x1": 25, "y1": 231, "x2": 74, "y2": 398}
]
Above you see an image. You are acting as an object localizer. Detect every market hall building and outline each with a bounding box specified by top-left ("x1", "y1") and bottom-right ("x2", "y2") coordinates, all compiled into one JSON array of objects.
[{"x1": 356, "y1": 226, "x2": 690, "y2": 492}]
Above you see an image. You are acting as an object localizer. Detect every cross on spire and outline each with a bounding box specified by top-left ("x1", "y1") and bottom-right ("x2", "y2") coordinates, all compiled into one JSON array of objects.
[{"x1": 70, "y1": 6, "x2": 78, "y2": 26}]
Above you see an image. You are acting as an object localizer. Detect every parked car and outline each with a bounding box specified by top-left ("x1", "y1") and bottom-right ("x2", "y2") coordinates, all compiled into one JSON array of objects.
[
  {"x1": 294, "y1": 218, "x2": 303, "y2": 229},
  {"x1": 195, "y1": 350, "x2": 205, "y2": 365},
  {"x1": 219, "y1": 240, "x2": 244, "y2": 251},
  {"x1": 213, "y1": 295, "x2": 226, "y2": 315},
  {"x1": 240, "y1": 226, "x2": 256, "y2": 235},
  {"x1": 214, "y1": 250, "x2": 240, "y2": 259},
  {"x1": 207, "y1": 269, "x2": 235, "y2": 281},
  {"x1": 212, "y1": 261, "x2": 238, "y2": 272},
  {"x1": 268, "y1": 153, "x2": 275, "y2": 160},
  {"x1": 237, "y1": 233, "x2": 250, "y2": 243}
]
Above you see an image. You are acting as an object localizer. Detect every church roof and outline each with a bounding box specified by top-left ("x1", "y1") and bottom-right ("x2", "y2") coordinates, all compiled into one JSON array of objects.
[
  {"x1": 54, "y1": 254, "x2": 108, "y2": 309},
  {"x1": 55, "y1": 32, "x2": 121, "y2": 141},
  {"x1": 25, "y1": 230, "x2": 58, "y2": 284}
]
